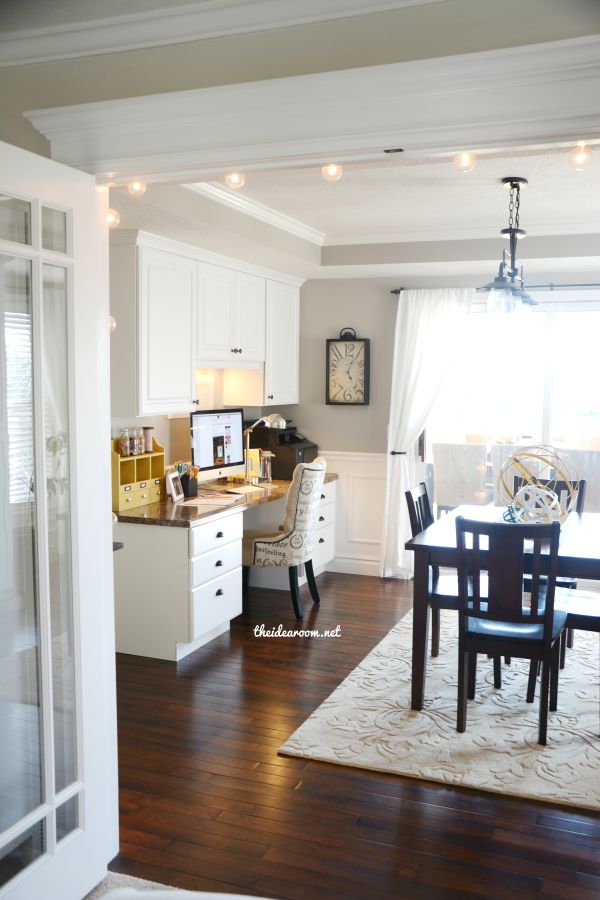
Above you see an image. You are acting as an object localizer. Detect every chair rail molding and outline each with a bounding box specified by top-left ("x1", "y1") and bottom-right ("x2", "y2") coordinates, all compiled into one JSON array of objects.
[
  {"x1": 0, "y1": 1, "x2": 447, "y2": 68},
  {"x1": 322, "y1": 450, "x2": 387, "y2": 578},
  {"x1": 25, "y1": 36, "x2": 600, "y2": 184}
]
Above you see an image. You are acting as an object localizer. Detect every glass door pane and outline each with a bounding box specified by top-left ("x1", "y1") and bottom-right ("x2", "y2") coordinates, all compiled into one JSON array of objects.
[
  {"x1": 42, "y1": 264, "x2": 77, "y2": 793},
  {"x1": 0, "y1": 255, "x2": 43, "y2": 833},
  {"x1": 0, "y1": 197, "x2": 31, "y2": 246}
]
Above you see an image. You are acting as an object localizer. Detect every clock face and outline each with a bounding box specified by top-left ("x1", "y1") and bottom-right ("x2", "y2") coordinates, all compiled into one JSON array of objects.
[{"x1": 326, "y1": 339, "x2": 370, "y2": 405}]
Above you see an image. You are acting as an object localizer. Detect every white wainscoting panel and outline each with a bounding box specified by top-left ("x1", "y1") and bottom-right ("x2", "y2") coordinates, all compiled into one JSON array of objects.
[{"x1": 323, "y1": 450, "x2": 387, "y2": 576}]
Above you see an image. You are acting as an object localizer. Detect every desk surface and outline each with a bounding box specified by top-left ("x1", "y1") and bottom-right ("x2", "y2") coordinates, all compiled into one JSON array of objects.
[{"x1": 116, "y1": 474, "x2": 338, "y2": 528}]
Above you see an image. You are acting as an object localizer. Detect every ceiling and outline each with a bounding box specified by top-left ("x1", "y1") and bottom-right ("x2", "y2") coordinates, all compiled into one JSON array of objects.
[{"x1": 195, "y1": 149, "x2": 600, "y2": 246}]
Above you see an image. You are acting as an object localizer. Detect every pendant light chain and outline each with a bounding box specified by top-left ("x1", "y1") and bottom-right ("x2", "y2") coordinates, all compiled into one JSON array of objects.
[{"x1": 508, "y1": 182, "x2": 520, "y2": 231}]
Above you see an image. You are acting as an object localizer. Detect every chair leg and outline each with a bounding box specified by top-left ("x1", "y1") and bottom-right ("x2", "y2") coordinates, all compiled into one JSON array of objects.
[
  {"x1": 242, "y1": 565, "x2": 250, "y2": 599},
  {"x1": 457, "y1": 640, "x2": 468, "y2": 733},
  {"x1": 304, "y1": 559, "x2": 321, "y2": 605},
  {"x1": 493, "y1": 656, "x2": 502, "y2": 689},
  {"x1": 467, "y1": 651, "x2": 477, "y2": 700},
  {"x1": 526, "y1": 660, "x2": 537, "y2": 703},
  {"x1": 567, "y1": 627, "x2": 574, "y2": 649},
  {"x1": 559, "y1": 629, "x2": 567, "y2": 670},
  {"x1": 550, "y1": 643, "x2": 560, "y2": 712},
  {"x1": 504, "y1": 656, "x2": 511, "y2": 665},
  {"x1": 289, "y1": 565, "x2": 303, "y2": 619},
  {"x1": 538, "y1": 658, "x2": 550, "y2": 745},
  {"x1": 431, "y1": 607, "x2": 440, "y2": 657}
]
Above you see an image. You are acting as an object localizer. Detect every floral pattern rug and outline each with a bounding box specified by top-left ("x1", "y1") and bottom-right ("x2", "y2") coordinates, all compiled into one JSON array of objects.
[{"x1": 279, "y1": 611, "x2": 600, "y2": 810}]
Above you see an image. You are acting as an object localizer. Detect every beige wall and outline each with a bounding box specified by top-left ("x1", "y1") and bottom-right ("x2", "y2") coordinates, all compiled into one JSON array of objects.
[
  {"x1": 2, "y1": 0, "x2": 600, "y2": 154},
  {"x1": 284, "y1": 279, "x2": 398, "y2": 454}
]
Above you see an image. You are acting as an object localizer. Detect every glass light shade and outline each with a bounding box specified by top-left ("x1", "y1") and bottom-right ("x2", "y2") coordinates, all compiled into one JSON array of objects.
[
  {"x1": 321, "y1": 163, "x2": 343, "y2": 182},
  {"x1": 225, "y1": 172, "x2": 245, "y2": 189},
  {"x1": 486, "y1": 288, "x2": 522, "y2": 316},
  {"x1": 570, "y1": 143, "x2": 592, "y2": 171},
  {"x1": 109, "y1": 314, "x2": 117, "y2": 333},
  {"x1": 453, "y1": 151, "x2": 477, "y2": 173},
  {"x1": 106, "y1": 209, "x2": 120, "y2": 228},
  {"x1": 127, "y1": 180, "x2": 146, "y2": 197}
]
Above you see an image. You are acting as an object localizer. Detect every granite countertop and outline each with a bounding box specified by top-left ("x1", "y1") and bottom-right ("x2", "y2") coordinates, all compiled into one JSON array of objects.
[{"x1": 115, "y1": 474, "x2": 338, "y2": 528}]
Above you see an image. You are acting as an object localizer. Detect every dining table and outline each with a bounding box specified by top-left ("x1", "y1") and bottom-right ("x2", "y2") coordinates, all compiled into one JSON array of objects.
[{"x1": 405, "y1": 504, "x2": 600, "y2": 711}]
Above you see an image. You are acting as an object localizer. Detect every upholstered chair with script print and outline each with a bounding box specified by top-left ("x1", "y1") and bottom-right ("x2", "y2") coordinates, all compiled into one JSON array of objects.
[{"x1": 242, "y1": 457, "x2": 327, "y2": 618}]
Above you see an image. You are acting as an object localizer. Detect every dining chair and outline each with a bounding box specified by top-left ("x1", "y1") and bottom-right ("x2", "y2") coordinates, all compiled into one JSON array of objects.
[
  {"x1": 514, "y1": 476, "x2": 586, "y2": 664},
  {"x1": 242, "y1": 457, "x2": 326, "y2": 619},
  {"x1": 431, "y1": 442, "x2": 491, "y2": 515},
  {"x1": 455, "y1": 517, "x2": 566, "y2": 745},
  {"x1": 405, "y1": 483, "x2": 502, "y2": 685}
]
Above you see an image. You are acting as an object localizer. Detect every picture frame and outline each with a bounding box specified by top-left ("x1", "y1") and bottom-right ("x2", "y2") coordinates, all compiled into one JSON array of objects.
[
  {"x1": 326, "y1": 328, "x2": 370, "y2": 405},
  {"x1": 166, "y1": 471, "x2": 184, "y2": 502}
]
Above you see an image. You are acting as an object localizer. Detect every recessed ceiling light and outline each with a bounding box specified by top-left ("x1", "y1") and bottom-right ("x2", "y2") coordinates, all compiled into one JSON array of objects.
[
  {"x1": 225, "y1": 172, "x2": 245, "y2": 189},
  {"x1": 453, "y1": 151, "x2": 477, "y2": 173},
  {"x1": 321, "y1": 163, "x2": 343, "y2": 182}
]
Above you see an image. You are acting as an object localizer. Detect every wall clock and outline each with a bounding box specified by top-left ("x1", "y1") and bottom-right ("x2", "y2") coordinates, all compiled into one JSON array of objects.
[{"x1": 326, "y1": 328, "x2": 370, "y2": 405}]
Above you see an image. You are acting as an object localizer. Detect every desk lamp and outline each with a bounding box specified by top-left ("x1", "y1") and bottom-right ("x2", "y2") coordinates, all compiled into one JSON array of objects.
[{"x1": 244, "y1": 413, "x2": 286, "y2": 483}]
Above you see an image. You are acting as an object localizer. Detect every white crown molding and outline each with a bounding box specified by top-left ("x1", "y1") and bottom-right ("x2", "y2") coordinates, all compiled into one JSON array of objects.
[
  {"x1": 185, "y1": 182, "x2": 325, "y2": 245},
  {"x1": 0, "y1": 0, "x2": 447, "y2": 68},
  {"x1": 110, "y1": 228, "x2": 305, "y2": 286},
  {"x1": 25, "y1": 35, "x2": 600, "y2": 185}
]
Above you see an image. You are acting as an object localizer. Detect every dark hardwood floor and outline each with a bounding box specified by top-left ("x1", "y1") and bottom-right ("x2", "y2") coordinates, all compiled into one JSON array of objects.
[{"x1": 112, "y1": 573, "x2": 600, "y2": 899}]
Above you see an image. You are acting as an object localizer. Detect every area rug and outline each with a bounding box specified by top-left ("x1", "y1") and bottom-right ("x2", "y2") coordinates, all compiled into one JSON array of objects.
[
  {"x1": 279, "y1": 611, "x2": 600, "y2": 810},
  {"x1": 85, "y1": 872, "x2": 180, "y2": 897}
]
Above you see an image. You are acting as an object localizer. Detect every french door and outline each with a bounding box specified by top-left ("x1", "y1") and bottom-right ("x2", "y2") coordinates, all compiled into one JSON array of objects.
[{"x1": 0, "y1": 142, "x2": 117, "y2": 899}]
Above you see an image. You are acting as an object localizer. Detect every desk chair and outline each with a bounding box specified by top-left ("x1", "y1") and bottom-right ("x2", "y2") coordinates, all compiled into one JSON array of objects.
[
  {"x1": 405, "y1": 483, "x2": 503, "y2": 685},
  {"x1": 242, "y1": 457, "x2": 326, "y2": 619},
  {"x1": 514, "y1": 477, "x2": 586, "y2": 665},
  {"x1": 455, "y1": 517, "x2": 566, "y2": 745}
]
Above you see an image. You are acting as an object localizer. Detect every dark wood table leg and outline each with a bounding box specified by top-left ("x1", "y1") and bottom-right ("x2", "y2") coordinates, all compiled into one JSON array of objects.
[{"x1": 411, "y1": 551, "x2": 430, "y2": 711}]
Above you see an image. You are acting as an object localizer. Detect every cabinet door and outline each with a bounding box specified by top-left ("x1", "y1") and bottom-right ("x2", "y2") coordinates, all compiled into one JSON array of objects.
[
  {"x1": 234, "y1": 272, "x2": 265, "y2": 362},
  {"x1": 196, "y1": 262, "x2": 235, "y2": 361},
  {"x1": 264, "y1": 280, "x2": 299, "y2": 405},
  {"x1": 139, "y1": 246, "x2": 195, "y2": 414}
]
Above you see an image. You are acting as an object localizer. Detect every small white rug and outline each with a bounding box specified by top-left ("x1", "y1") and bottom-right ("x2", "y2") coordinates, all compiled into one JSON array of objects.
[
  {"x1": 279, "y1": 611, "x2": 600, "y2": 810},
  {"x1": 85, "y1": 872, "x2": 180, "y2": 897}
]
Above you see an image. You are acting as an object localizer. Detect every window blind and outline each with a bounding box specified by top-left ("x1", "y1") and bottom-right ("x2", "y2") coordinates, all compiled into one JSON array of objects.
[{"x1": 5, "y1": 310, "x2": 34, "y2": 504}]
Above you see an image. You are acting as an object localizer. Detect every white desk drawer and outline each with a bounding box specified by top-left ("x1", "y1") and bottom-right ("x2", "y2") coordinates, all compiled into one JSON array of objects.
[
  {"x1": 316, "y1": 501, "x2": 334, "y2": 530},
  {"x1": 191, "y1": 540, "x2": 241, "y2": 589},
  {"x1": 190, "y1": 511, "x2": 243, "y2": 557},
  {"x1": 191, "y1": 567, "x2": 242, "y2": 638},
  {"x1": 319, "y1": 481, "x2": 336, "y2": 506},
  {"x1": 313, "y1": 522, "x2": 335, "y2": 568}
]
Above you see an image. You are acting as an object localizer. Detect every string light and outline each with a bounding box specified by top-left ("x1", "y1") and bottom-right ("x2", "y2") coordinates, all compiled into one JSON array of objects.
[
  {"x1": 225, "y1": 172, "x2": 245, "y2": 189},
  {"x1": 127, "y1": 180, "x2": 147, "y2": 197},
  {"x1": 106, "y1": 209, "x2": 120, "y2": 228},
  {"x1": 321, "y1": 163, "x2": 343, "y2": 182},
  {"x1": 453, "y1": 151, "x2": 477, "y2": 173},
  {"x1": 569, "y1": 143, "x2": 592, "y2": 171}
]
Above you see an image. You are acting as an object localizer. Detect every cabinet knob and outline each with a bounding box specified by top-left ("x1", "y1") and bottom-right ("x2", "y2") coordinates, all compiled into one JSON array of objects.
[
  {"x1": 231, "y1": 348, "x2": 235, "y2": 353},
  {"x1": 215, "y1": 560, "x2": 223, "y2": 567},
  {"x1": 238, "y1": 348, "x2": 242, "y2": 353},
  {"x1": 320, "y1": 494, "x2": 326, "y2": 499},
  {"x1": 216, "y1": 531, "x2": 224, "y2": 538},
  {"x1": 192, "y1": 399, "x2": 200, "y2": 405},
  {"x1": 319, "y1": 515, "x2": 325, "y2": 522},
  {"x1": 267, "y1": 394, "x2": 274, "y2": 400},
  {"x1": 319, "y1": 538, "x2": 325, "y2": 544},
  {"x1": 216, "y1": 588, "x2": 224, "y2": 596}
]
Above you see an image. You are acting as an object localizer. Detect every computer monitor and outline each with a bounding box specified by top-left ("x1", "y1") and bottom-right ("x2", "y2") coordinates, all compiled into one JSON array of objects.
[{"x1": 190, "y1": 408, "x2": 245, "y2": 483}]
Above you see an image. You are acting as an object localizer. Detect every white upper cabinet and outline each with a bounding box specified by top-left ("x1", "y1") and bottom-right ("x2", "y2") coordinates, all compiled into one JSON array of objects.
[
  {"x1": 196, "y1": 263, "x2": 265, "y2": 363},
  {"x1": 264, "y1": 280, "x2": 299, "y2": 406},
  {"x1": 110, "y1": 235, "x2": 195, "y2": 417}
]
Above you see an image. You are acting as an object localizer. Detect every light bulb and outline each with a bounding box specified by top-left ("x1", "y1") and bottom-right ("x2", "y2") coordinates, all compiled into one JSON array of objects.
[
  {"x1": 453, "y1": 151, "x2": 477, "y2": 173},
  {"x1": 570, "y1": 143, "x2": 592, "y2": 171},
  {"x1": 127, "y1": 180, "x2": 147, "y2": 197},
  {"x1": 109, "y1": 315, "x2": 117, "y2": 333},
  {"x1": 106, "y1": 209, "x2": 120, "y2": 228},
  {"x1": 321, "y1": 163, "x2": 343, "y2": 182},
  {"x1": 225, "y1": 172, "x2": 245, "y2": 189}
]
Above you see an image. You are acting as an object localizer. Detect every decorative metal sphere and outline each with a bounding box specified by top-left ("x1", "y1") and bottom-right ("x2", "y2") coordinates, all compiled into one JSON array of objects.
[{"x1": 497, "y1": 445, "x2": 579, "y2": 522}]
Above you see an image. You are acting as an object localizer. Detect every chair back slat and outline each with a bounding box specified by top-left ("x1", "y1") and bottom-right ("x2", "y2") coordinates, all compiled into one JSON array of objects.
[
  {"x1": 455, "y1": 517, "x2": 560, "y2": 635},
  {"x1": 405, "y1": 482, "x2": 434, "y2": 537},
  {"x1": 513, "y1": 477, "x2": 587, "y2": 516}
]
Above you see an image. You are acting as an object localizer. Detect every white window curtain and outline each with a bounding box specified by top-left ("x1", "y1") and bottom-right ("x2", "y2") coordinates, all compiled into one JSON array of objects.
[{"x1": 380, "y1": 288, "x2": 475, "y2": 578}]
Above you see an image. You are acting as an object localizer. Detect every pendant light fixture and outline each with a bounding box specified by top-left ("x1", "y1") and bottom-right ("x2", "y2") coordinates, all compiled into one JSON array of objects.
[{"x1": 478, "y1": 176, "x2": 536, "y2": 312}]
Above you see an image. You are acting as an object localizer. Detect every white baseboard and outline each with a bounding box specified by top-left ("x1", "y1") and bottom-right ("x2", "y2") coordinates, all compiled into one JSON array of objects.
[{"x1": 326, "y1": 557, "x2": 381, "y2": 577}]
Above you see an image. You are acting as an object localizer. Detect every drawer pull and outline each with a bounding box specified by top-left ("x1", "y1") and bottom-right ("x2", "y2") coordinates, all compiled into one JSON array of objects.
[
  {"x1": 140, "y1": 482, "x2": 147, "y2": 488},
  {"x1": 320, "y1": 493, "x2": 326, "y2": 499},
  {"x1": 215, "y1": 560, "x2": 223, "y2": 567},
  {"x1": 216, "y1": 588, "x2": 224, "y2": 596},
  {"x1": 216, "y1": 531, "x2": 224, "y2": 538},
  {"x1": 319, "y1": 537, "x2": 325, "y2": 544},
  {"x1": 319, "y1": 516, "x2": 325, "y2": 522}
]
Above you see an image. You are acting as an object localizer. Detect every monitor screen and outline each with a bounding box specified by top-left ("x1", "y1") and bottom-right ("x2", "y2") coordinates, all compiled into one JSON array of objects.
[{"x1": 190, "y1": 408, "x2": 245, "y2": 481}]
